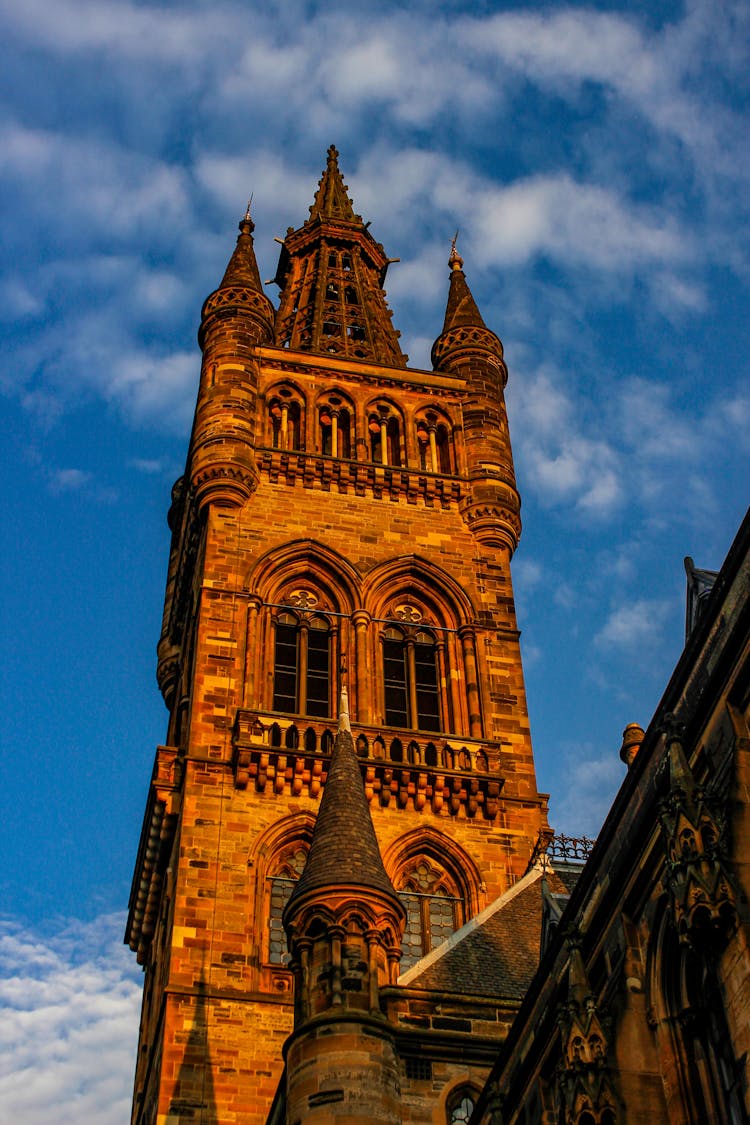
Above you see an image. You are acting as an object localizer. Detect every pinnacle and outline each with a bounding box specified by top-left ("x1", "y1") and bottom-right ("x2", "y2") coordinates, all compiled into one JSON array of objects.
[
  {"x1": 308, "y1": 144, "x2": 360, "y2": 224},
  {"x1": 286, "y1": 688, "x2": 399, "y2": 909},
  {"x1": 219, "y1": 210, "x2": 264, "y2": 291}
]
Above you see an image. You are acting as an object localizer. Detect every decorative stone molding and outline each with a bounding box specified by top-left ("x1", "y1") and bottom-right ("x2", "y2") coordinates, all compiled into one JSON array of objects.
[
  {"x1": 156, "y1": 639, "x2": 181, "y2": 708},
  {"x1": 431, "y1": 324, "x2": 506, "y2": 372},
  {"x1": 257, "y1": 447, "x2": 464, "y2": 505},
  {"x1": 556, "y1": 939, "x2": 619, "y2": 1125},
  {"x1": 190, "y1": 460, "x2": 260, "y2": 510},
  {"x1": 126, "y1": 745, "x2": 181, "y2": 964},
  {"x1": 200, "y1": 285, "x2": 275, "y2": 330},
  {"x1": 231, "y1": 711, "x2": 504, "y2": 818},
  {"x1": 657, "y1": 715, "x2": 737, "y2": 949}
]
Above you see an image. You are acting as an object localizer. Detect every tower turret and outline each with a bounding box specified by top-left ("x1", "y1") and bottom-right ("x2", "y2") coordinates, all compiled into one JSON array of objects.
[
  {"x1": 431, "y1": 244, "x2": 521, "y2": 554},
  {"x1": 189, "y1": 209, "x2": 276, "y2": 510},
  {"x1": 282, "y1": 689, "x2": 406, "y2": 1123}
]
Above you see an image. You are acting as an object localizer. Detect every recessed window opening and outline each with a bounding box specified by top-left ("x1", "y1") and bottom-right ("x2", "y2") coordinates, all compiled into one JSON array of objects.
[
  {"x1": 272, "y1": 612, "x2": 331, "y2": 718},
  {"x1": 398, "y1": 858, "x2": 462, "y2": 969},
  {"x1": 383, "y1": 626, "x2": 440, "y2": 732}
]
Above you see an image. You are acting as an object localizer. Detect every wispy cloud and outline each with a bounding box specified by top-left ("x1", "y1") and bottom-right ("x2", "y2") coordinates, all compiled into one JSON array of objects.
[
  {"x1": 49, "y1": 467, "x2": 92, "y2": 493},
  {"x1": 595, "y1": 598, "x2": 671, "y2": 650},
  {"x1": 551, "y1": 745, "x2": 625, "y2": 838}
]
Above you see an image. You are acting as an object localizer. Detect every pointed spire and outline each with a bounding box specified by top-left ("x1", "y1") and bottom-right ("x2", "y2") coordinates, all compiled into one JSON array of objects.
[
  {"x1": 219, "y1": 207, "x2": 264, "y2": 291},
  {"x1": 308, "y1": 145, "x2": 359, "y2": 223},
  {"x1": 287, "y1": 687, "x2": 398, "y2": 908},
  {"x1": 441, "y1": 235, "x2": 487, "y2": 334},
  {"x1": 272, "y1": 147, "x2": 406, "y2": 366}
]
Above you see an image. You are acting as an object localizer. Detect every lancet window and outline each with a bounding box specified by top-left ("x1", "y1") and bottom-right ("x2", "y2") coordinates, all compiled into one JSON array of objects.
[
  {"x1": 319, "y1": 394, "x2": 352, "y2": 458},
  {"x1": 447, "y1": 1090, "x2": 477, "y2": 1125},
  {"x1": 272, "y1": 609, "x2": 331, "y2": 718},
  {"x1": 369, "y1": 406, "x2": 402, "y2": 467},
  {"x1": 383, "y1": 626, "x2": 441, "y2": 731},
  {"x1": 268, "y1": 389, "x2": 303, "y2": 451},
  {"x1": 397, "y1": 856, "x2": 463, "y2": 969},
  {"x1": 268, "y1": 845, "x2": 308, "y2": 964},
  {"x1": 416, "y1": 411, "x2": 452, "y2": 474}
]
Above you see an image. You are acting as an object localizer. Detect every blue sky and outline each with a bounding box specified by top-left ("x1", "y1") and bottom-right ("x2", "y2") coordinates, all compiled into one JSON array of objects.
[{"x1": 1, "y1": 0, "x2": 748, "y2": 1118}]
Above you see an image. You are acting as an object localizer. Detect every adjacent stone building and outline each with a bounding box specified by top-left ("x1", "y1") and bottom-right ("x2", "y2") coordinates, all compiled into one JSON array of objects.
[{"x1": 125, "y1": 147, "x2": 750, "y2": 1124}]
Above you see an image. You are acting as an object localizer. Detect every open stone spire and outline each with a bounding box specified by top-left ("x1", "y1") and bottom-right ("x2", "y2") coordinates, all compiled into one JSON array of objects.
[{"x1": 273, "y1": 147, "x2": 407, "y2": 366}]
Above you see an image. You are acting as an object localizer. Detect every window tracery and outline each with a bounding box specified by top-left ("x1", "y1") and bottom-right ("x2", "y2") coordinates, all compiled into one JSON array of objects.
[
  {"x1": 268, "y1": 845, "x2": 308, "y2": 964},
  {"x1": 447, "y1": 1089, "x2": 477, "y2": 1125},
  {"x1": 397, "y1": 856, "x2": 463, "y2": 969},
  {"x1": 318, "y1": 393, "x2": 352, "y2": 458}
]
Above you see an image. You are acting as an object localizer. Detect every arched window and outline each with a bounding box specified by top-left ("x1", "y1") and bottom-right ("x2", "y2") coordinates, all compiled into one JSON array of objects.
[
  {"x1": 269, "y1": 394, "x2": 302, "y2": 451},
  {"x1": 369, "y1": 408, "x2": 402, "y2": 467},
  {"x1": 319, "y1": 403, "x2": 351, "y2": 458},
  {"x1": 268, "y1": 845, "x2": 308, "y2": 964},
  {"x1": 416, "y1": 412, "x2": 453, "y2": 474},
  {"x1": 447, "y1": 1088, "x2": 477, "y2": 1125},
  {"x1": 398, "y1": 856, "x2": 463, "y2": 969},
  {"x1": 383, "y1": 626, "x2": 440, "y2": 731},
  {"x1": 272, "y1": 612, "x2": 331, "y2": 718}
]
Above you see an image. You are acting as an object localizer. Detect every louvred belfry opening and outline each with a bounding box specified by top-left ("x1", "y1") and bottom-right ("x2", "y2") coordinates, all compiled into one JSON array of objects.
[{"x1": 273, "y1": 146, "x2": 407, "y2": 367}]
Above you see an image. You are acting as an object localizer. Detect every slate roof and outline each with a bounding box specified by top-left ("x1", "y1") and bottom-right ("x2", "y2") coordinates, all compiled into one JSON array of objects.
[
  {"x1": 441, "y1": 252, "x2": 488, "y2": 334},
  {"x1": 286, "y1": 698, "x2": 399, "y2": 909},
  {"x1": 219, "y1": 215, "x2": 264, "y2": 291},
  {"x1": 399, "y1": 865, "x2": 570, "y2": 999}
]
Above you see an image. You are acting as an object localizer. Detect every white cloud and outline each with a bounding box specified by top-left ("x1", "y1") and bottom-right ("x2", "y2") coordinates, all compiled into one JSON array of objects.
[
  {"x1": 0, "y1": 914, "x2": 141, "y2": 1125},
  {"x1": 471, "y1": 174, "x2": 690, "y2": 272},
  {"x1": 550, "y1": 746, "x2": 624, "y2": 838},
  {"x1": 512, "y1": 369, "x2": 624, "y2": 518},
  {"x1": 595, "y1": 597, "x2": 670, "y2": 650},
  {"x1": 49, "y1": 468, "x2": 92, "y2": 492}
]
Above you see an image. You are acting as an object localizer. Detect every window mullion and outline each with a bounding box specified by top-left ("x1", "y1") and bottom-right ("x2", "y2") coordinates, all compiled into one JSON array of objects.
[
  {"x1": 298, "y1": 623, "x2": 308, "y2": 714},
  {"x1": 406, "y1": 638, "x2": 418, "y2": 729}
]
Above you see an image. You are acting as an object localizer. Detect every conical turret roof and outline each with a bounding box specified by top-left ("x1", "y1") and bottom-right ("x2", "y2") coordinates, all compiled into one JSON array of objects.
[
  {"x1": 441, "y1": 242, "x2": 487, "y2": 333},
  {"x1": 287, "y1": 690, "x2": 399, "y2": 908},
  {"x1": 220, "y1": 212, "x2": 264, "y2": 291}
]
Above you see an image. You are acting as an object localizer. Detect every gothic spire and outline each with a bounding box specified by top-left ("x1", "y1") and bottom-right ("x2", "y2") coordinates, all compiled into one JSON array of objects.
[
  {"x1": 308, "y1": 145, "x2": 359, "y2": 224},
  {"x1": 219, "y1": 207, "x2": 264, "y2": 291},
  {"x1": 273, "y1": 147, "x2": 406, "y2": 366},
  {"x1": 286, "y1": 688, "x2": 399, "y2": 909}
]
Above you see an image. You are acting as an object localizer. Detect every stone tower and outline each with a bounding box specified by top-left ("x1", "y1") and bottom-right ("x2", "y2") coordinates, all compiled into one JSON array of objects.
[{"x1": 126, "y1": 146, "x2": 549, "y2": 1124}]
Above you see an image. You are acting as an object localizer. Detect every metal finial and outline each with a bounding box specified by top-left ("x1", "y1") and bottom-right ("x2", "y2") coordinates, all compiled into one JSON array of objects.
[
  {"x1": 244, "y1": 193, "x2": 254, "y2": 221},
  {"x1": 449, "y1": 230, "x2": 463, "y2": 271}
]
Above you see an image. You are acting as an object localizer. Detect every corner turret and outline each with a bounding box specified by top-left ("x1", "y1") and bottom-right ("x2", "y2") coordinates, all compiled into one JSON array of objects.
[
  {"x1": 189, "y1": 209, "x2": 276, "y2": 510},
  {"x1": 432, "y1": 244, "x2": 521, "y2": 554},
  {"x1": 282, "y1": 689, "x2": 405, "y2": 1123}
]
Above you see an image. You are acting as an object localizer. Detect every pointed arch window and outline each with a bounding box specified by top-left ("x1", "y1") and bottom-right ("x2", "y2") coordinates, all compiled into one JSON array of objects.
[
  {"x1": 269, "y1": 394, "x2": 302, "y2": 451},
  {"x1": 446, "y1": 1089, "x2": 478, "y2": 1125},
  {"x1": 272, "y1": 611, "x2": 331, "y2": 718},
  {"x1": 369, "y1": 409, "x2": 402, "y2": 467},
  {"x1": 383, "y1": 626, "x2": 440, "y2": 732},
  {"x1": 398, "y1": 857, "x2": 463, "y2": 970},
  {"x1": 268, "y1": 846, "x2": 308, "y2": 964},
  {"x1": 319, "y1": 401, "x2": 352, "y2": 458},
  {"x1": 416, "y1": 413, "x2": 453, "y2": 474}
]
